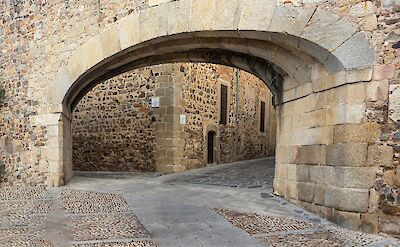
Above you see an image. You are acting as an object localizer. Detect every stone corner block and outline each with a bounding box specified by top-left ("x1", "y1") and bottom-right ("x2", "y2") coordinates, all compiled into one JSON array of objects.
[
  {"x1": 297, "y1": 182, "x2": 314, "y2": 203},
  {"x1": 379, "y1": 214, "x2": 400, "y2": 236},
  {"x1": 360, "y1": 213, "x2": 379, "y2": 234},
  {"x1": 333, "y1": 123, "x2": 381, "y2": 144},
  {"x1": 332, "y1": 210, "x2": 361, "y2": 231},
  {"x1": 346, "y1": 67, "x2": 373, "y2": 83},
  {"x1": 325, "y1": 186, "x2": 369, "y2": 213},
  {"x1": 326, "y1": 143, "x2": 368, "y2": 167},
  {"x1": 367, "y1": 145, "x2": 394, "y2": 167},
  {"x1": 335, "y1": 166, "x2": 376, "y2": 189}
]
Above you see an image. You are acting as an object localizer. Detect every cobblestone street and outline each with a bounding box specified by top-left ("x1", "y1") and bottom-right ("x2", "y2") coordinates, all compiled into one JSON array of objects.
[{"x1": 1, "y1": 158, "x2": 399, "y2": 247}]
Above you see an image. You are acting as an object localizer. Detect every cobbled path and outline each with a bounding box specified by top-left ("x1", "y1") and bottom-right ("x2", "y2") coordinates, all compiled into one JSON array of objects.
[{"x1": 1, "y1": 158, "x2": 399, "y2": 247}]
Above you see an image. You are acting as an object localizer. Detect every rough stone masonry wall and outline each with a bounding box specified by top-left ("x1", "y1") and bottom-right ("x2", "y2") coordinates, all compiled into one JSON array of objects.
[
  {"x1": 0, "y1": 0, "x2": 151, "y2": 186},
  {"x1": 73, "y1": 67, "x2": 158, "y2": 172},
  {"x1": 180, "y1": 64, "x2": 275, "y2": 169},
  {"x1": 72, "y1": 62, "x2": 275, "y2": 172}
]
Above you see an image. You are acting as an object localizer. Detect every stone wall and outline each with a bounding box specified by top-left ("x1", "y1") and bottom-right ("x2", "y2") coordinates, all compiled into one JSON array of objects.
[
  {"x1": 0, "y1": 0, "x2": 152, "y2": 186},
  {"x1": 72, "y1": 62, "x2": 275, "y2": 172},
  {"x1": 73, "y1": 67, "x2": 158, "y2": 172},
  {"x1": 180, "y1": 64, "x2": 275, "y2": 169}
]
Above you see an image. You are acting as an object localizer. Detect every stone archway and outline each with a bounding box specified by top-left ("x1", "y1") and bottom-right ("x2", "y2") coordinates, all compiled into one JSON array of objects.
[{"x1": 42, "y1": 0, "x2": 384, "y2": 233}]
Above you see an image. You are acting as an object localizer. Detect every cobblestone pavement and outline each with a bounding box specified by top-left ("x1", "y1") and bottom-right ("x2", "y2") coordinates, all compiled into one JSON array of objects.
[
  {"x1": 165, "y1": 158, "x2": 275, "y2": 189},
  {"x1": 1, "y1": 158, "x2": 399, "y2": 246}
]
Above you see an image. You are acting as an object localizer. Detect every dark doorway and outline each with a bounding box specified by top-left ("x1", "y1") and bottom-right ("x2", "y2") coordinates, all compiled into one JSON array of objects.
[{"x1": 207, "y1": 131, "x2": 216, "y2": 164}]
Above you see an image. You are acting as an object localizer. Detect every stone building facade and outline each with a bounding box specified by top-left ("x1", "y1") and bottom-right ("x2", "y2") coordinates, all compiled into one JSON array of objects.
[
  {"x1": 0, "y1": 0, "x2": 399, "y2": 237},
  {"x1": 72, "y1": 63, "x2": 276, "y2": 172}
]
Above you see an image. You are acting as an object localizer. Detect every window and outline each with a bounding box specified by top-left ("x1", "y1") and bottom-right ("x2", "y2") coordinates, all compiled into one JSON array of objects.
[
  {"x1": 220, "y1": 84, "x2": 228, "y2": 125},
  {"x1": 260, "y1": 101, "x2": 266, "y2": 132}
]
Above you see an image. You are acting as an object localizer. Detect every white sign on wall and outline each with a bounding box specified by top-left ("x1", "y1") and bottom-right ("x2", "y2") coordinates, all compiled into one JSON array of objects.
[
  {"x1": 151, "y1": 97, "x2": 160, "y2": 108},
  {"x1": 180, "y1": 114, "x2": 186, "y2": 125}
]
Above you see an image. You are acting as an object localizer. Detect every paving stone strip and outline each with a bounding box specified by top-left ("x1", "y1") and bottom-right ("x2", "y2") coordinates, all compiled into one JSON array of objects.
[
  {"x1": 213, "y1": 208, "x2": 400, "y2": 247},
  {"x1": 0, "y1": 187, "x2": 51, "y2": 246},
  {"x1": 0, "y1": 187, "x2": 158, "y2": 247},
  {"x1": 46, "y1": 189, "x2": 73, "y2": 247},
  {"x1": 60, "y1": 189, "x2": 158, "y2": 247}
]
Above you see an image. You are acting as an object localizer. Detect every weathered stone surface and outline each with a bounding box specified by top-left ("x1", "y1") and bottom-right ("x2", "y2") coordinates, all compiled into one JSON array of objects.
[
  {"x1": 379, "y1": 215, "x2": 400, "y2": 236},
  {"x1": 139, "y1": 5, "x2": 168, "y2": 42},
  {"x1": 297, "y1": 182, "x2": 314, "y2": 203},
  {"x1": 276, "y1": 146, "x2": 297, "y2": 164},
  {"x1": 309, "y1": 165, "x2": 335, "y2": 185},
  {"x1": 366, "y1": 80, "x2": 389, "y2": 103},
  {"x1": 367, "y1": 145, "x2": 394, "y2": 167},
  {"x1": 100, "y1": 26, "x2": 121, "y2": 59},
  {"x1": 326, "y1": 104, "x2": 365, "y2": 125},
  {"x1": 189, "y1": 0, "x2": 215, "y2": 31},
  {"x1": 286, "y1": 181, "x2": 299, "y2": 200},
  {"x1": 326, "y1": 143, "x2": 368, "y2": 167},
  {"x1": 294, "y1": 145, "x2": 326, "y2": 165},
  {"x1": 333, "y1": 123, "x2": 381, "y2": 144},
  {"x1": 331, "y1": 32, "x2": 375, "y2": 70},
  {"x1": 389, "y1": 85, "x2": 400, "y2": 122},
  {"x1": 335, "y1": 167, "x2": 376, "y2": 189},
  {"x1": 273, "y1": 179, "x2": 286, "y2": 196},
  {"x1": 313, "y1": 185, "x2": 327, "y2": 206},
  {"x1": 302, "y1": 10, "x2": 357, "y2": 52},
  {"x1": 211, "y1": 0, "x2": 241, "y2": 30},
  {"x1": 325, "y1": 186, "x2": 369, "y2": 212},
  {"x1": 269, "y1": 5, "x2": 315, "y2": 36},
  {"x1": 239, "y1": 0, "x2": 276, "y2": 30},
  {"x1": 363, "y1": 15, "x2": 378, "y2": 31},
  {"x1": 296, "y1": 165, "x2": 310, "y2": 182},
  {"x1": 149, "y1": 0, "x2": 171, "y2": 6},
  {"x1": 332, "y1": 210, "x2": 361, "y2": 231},
  {"x1": 349, "y1": 2, "x2": 375, "y2": 17},
  {"x1": 167, "y1": 0, "x2": 190, "y2": 35},
  {"x1": 118, "y1": 14, "x2": 140, "y2": 50},
  {"x1": 374, "y1": 65, "x2": 396, "y2": 80},
  {"x1": 361, "y1": 213, "x2": 379, "y2": 234}
]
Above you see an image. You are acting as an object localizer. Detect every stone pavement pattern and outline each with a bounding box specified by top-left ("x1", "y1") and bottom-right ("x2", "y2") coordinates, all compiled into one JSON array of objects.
[
  {"x1": 166, "y1": 158, "x2": 275, "y2": 189},
  {"x1": 1, "y1": 158, "x2": 399, "y2": 247}
]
